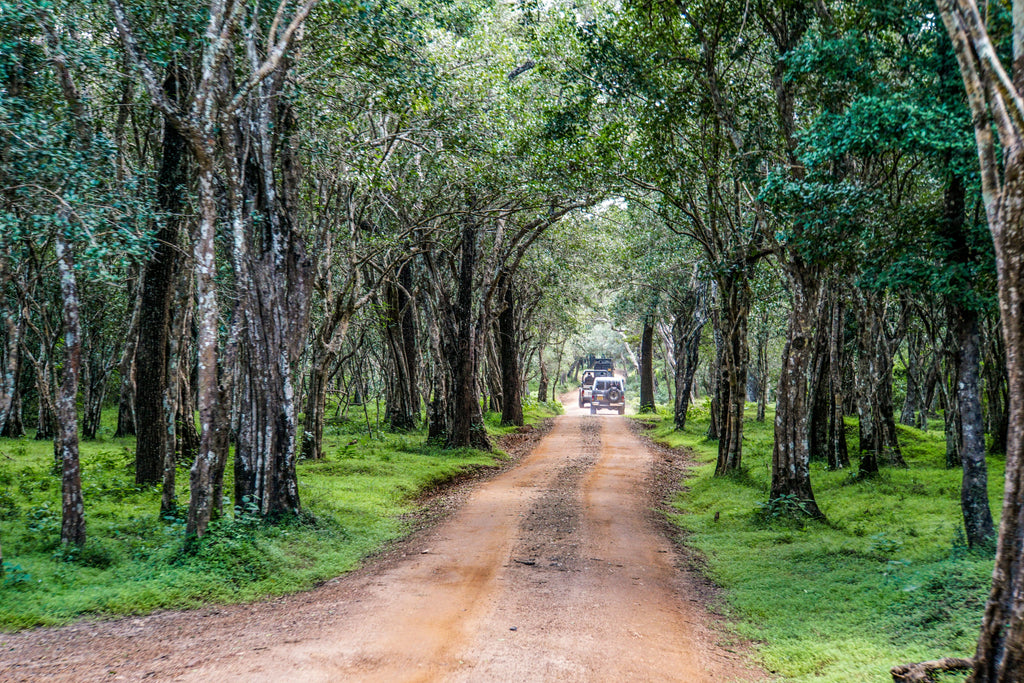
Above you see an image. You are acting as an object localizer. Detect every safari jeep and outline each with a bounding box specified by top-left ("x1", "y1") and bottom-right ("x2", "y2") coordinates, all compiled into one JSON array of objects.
[
  {"x1": 590, "y1": 377, "x2": 625, "y2": 414},
  {"x1": 578, "y1": 368, "x2": 614, "y2": 407}
]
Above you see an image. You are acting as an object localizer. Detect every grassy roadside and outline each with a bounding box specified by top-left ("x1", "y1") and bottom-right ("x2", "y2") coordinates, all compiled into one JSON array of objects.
[
  {"x1": 635, "y1": 401, "x2": 998, "y2": 683},
  {"x1": 0, "y1": 400, "x2": 561, "y2": 631}
]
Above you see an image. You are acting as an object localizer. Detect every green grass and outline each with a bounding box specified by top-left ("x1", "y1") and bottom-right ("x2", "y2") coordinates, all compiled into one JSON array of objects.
[
  {"x1": 0, "y1": 400, "x2": 561, "y2": 631},
  {"x1": 635, "y1": 401, "x2": 997, "y2": 683}
]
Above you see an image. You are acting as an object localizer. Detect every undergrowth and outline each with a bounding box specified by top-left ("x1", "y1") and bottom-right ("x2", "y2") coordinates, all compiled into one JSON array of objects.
[
  {"x1": 0, "y1": 400, "x2": 560, "y2": 630},
  {"x1": 636, "y1": 401, "x2": 997, "y2": 683}
]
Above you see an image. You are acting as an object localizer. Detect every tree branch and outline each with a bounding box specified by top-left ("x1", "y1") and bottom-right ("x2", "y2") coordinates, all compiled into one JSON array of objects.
[
  {"x1": 224, "y1": 0, "x2": 320, "y2": 115},
  {"x1": 107, "y1": 0, "x2": 185, "y2": 127},
  {"x1": 890, "y1": 657, "x2": 973, "y2": 682}
]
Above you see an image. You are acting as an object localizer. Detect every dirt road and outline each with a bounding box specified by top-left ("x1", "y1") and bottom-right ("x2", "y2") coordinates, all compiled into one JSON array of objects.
[{"x1": 1, "y1": 402, "x2": 763, "y2": 682}]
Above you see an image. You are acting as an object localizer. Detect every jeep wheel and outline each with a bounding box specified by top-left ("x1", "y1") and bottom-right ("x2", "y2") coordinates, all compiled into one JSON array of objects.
[
  {"x1": 578, "y1": 394, "x2": 584, "y2": 408},
  {"x1": 607, "y1": 387, "x2": 622, "y2": 403},
  {"x1": 590, "y1": 405, "x2": 596, "y2": 415},
  {"x1": 618, "y1": 405, "x2": 625, "y2": 415}
]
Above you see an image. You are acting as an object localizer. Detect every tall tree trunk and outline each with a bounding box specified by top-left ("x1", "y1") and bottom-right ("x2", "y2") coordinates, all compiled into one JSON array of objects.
[
  {"x1": 769, "y1": 253, "x2": 824, "y2": 518},
  {"x1": 135, "y1": 68, "x2": 186, "y2": 485},
  {"x1": 1, "y1": 389, "x2": 24, "y2": 438},
  {"x1": 971, "y1": 201, "x2": 1024, "y2": 677},
  {"x1": 112, "y1": 295, "x2": 138, "y2": 438},
  {"x1": 855, "y1": 295, "x2": 880, "y2": 477},
  {"x1": 0, "y1": 301, "x2": 23, "y2": 433},
  {"x1": 707, "y1": 313, "x2": 723, "y2": 440},
  {"x1": 826, "y1": 293, "x2": 850, "y2": 470},
  {"x1": 930, "y1": 4, "x2": 1024, "y2": 678},
  {"x1": 943, "y1": 339, "x2": 963, "y2": 469},
  {"x1": 483, "y1": 333, "x2": 502, "y2": 414},
  {"x1": 672, "y1": 303, "x2": 705, "y2": 430},
  {"x1": 186, "y1": 155, "x2": 228, "y2": 539},
  {"x1": 230, "y1": 82, "x2": 311, "y2": 518},
  {"x1": 878, "y1": 357, "x2": 906, "y2": 466},
  {"x1": 177, "y1": 351, "x2": 200, "y2": 466},
  {"x1": 383, "y1": 264, "x2": 418, "y2": 431},
  {"x1": 982, "y1": 315, "x2": 1009, "y2": 454},
  {"x1": 446, "y1": 218, "x2": 489, "y2": 450},
  {"x1": 755, "y1": 322, "x2": 770, "y2": 422},
  {"x1": 639, "y1": 316, "x2": 656, "y2": 413},
  {"x1": 953, "y1": 306, "x2": 995, "y2": 550},
  {"x1": 302, "y1": 348, "x2": 332, "y2": 460},
  {"x1": 901, "y1": 327, "x2": 925, "y2": 426},
  {"x1": 808, "y1": 292, "x2": 831, "y2": 461},
  {"x1": 919, "y1": 360, "x2": 940, "y2": 429},
  {"x1": 425, "y1": 305, "x2": 449, "y2": 443},
  {"x1": 498, "y1": 273, "x2": 523, "y2": 427},
  {"x1": 300, "y1": 293, "x2": 355, "y2": 460},
  {"x1": 55, "y1": 235, "x2": 85, "y2": 546},
  {"x1": 855, "y1": 290, "x2": 905, "y2": 473},
  {"x1": 33, "y1": 352, "x2": 57, "y2": 441},
  {"x1": 552, "y1": 341, "x2": 564, "y2": 402},
  {"x1": 537, "y1": 345, "x2": 549, "y2": 404},
  {"x1": 41, "y1": 10, "x2": 89, "y2": 544},
  {"x1": 80, "y1": 355, "x2": 100, "y2": 440},
  {"x1": 161, "y1": 262, "x2": 193, "y2": 516},
  {"x1": 714, "y1": 273, "x2": 751, "y2": 475},
  {"x1": 760, "y1": 0, "x2": 819, "y2": 506}
]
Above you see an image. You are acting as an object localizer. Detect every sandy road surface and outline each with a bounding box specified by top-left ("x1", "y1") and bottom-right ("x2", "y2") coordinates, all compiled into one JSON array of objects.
[{"x1": 1, "y1": 400, "x2": 763, "y2": 682}]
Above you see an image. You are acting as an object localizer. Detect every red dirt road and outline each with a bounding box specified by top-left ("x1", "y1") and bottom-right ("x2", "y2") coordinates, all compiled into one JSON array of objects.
[{"x1": 1, "y1": 402, "x2": 764, "y2": 682}]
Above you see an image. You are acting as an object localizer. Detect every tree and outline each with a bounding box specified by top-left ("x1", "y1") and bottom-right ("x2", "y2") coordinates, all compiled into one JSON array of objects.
[
  {"x1": 110, "y1": 0, "x2": 319, "y2": 535},
  {"x1": 756, "y1": 0, "x2": 825, "y2": 518},
  {"x1": 893, "y1": 0, "x2": 1024, "y2": 679},
  {"x1": 0, "y1": 1, "x2": 153, "y2": 547},
  {"x1": 134, "y1": 64, "x2": 188, "y2": 486},
  {"x1": 588, "y1": 0, "x2": 777, "y2": 473}
]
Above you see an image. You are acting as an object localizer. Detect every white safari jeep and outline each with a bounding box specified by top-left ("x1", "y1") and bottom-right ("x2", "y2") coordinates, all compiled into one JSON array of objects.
[
  {"x1": 590, "y1": 377, "x2": 625, "y2": 414},
  {"x1": 578, "y1": 368, "x2": 614, "y2": 407}
]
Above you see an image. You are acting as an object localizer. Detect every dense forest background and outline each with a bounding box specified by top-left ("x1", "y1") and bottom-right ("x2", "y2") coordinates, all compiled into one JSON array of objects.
[{"x1": 3, "y1": 0, "x2": 1024, "y2": 680}]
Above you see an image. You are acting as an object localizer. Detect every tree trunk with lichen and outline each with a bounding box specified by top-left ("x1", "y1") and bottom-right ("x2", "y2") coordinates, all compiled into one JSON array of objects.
[
  {"x1": 713, "y1": 272, "x2": 751, "y2": 475},
  {"x1": 229, "y1": 70, "x2": 310, "y2": 519},
  {"x1": 55, "y1": 235, "x2": 85, "y2": 546},
  {"x1": 160, "y1": 260, "x2": 193, "y2": 516},
  {"x1": 0, "y1": 301, "x2": 23, "y2": 436},
  {"x1": 769, "y1": 252, "x2": 824, "y2": 518},
  {"x1": 854, "y1": 290, "x2": 905, "y2": 474},
  {"x1": 185, "y1": 155, "x2": 229, "y2": 539},
  {"x1": 953, "y1": 306, "x2": 995, "y2": 551},
  {"x1": 827, "y1": 294, "x2": 850, "y2": 470},
  {"x1": 893, "y1": 1, "x2": 1024, "y2": 679},
  {"x1": 706, "y1": 315, "x2": 723, "y2": 441}
]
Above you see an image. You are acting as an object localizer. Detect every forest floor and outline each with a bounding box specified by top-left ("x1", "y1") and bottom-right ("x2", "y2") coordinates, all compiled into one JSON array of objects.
[{"x1": 0, "y1": 397, "x2": 765, "y2": 682}]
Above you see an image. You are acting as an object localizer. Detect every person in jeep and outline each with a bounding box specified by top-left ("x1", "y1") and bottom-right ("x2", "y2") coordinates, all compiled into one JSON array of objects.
[{"x1": 578, "y1": 368, "x2": 614, "y2": 407}]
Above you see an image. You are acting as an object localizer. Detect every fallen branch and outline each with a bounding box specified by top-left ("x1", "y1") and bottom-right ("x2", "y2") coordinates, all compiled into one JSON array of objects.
[{"x1": 891, "y1": 657, "x2": 973, "y2": 682}]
